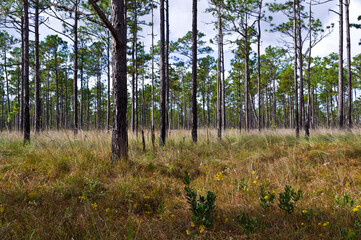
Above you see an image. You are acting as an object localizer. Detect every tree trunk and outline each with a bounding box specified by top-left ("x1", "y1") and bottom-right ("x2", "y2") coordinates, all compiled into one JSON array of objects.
[
  {"x1": 159, "y1": 0, "x2": 166, "y2": 145},
  {"x1": 165, "y1": 0, "x2": 170, "y2": 135},
  {"x1": 151, "y1": 0, "x2": 155, "y2": 147},
  {"x1": 4, "y1": 50, "x2": 11, "y2": 131},
  {"x1": 345, "y1": 0, "x2": 352, "y2": 129},
  {"x1": 73, "y1": 0, "x2": 79, "y2": 135},
  {"x1": 88, "y1": 0, "x2": 129, "y2": 160},
  {"x1": 257, "y1": 0, "x2": 262, "y2": 131},
  {"x1": 191, "y1": 0, "x2": 197, "y2": 143},
  {"x1": 305, "y1": 1, "x2": 312, "y2": 138},
  {"x1": 338, "y1": 0, "x2": 344, "y2": 129},
  {"x1": 34, "y1": 0, "x2": 41, "y2": 134},
  {"x1": 297, "y1": 0, "x2": 304, "y2": 130},
  {"x1": 217, "y1": 1, "x2": 222, "y2": 139},
  {"x1": 23, "y1": 0, "x2": 30, "y2": 143},
  {"x1": 107, "y1": 32, "x2": 111, "y2": 131},
  {"x1": 293, "y1": 0, "x2": 299, "y2": 138}
]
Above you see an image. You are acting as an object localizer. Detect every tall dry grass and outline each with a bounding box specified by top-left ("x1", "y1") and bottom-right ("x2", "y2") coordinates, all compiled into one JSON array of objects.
[{"x1": 1, "y1": 128, "x2": 361, "y2": 239}]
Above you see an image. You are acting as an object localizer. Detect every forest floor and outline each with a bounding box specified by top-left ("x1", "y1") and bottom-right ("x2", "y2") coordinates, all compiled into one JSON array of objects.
[{"x1": 1, "y1": 128, "x2": 361, "y2": 239}]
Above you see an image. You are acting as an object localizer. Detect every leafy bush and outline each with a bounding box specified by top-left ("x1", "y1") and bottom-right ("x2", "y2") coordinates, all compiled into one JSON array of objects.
[
  {"x1": 184, "y1": 171, "x2": 216, "y2": 227},
  {"x1": 237, "y1": 212, "x2": 257, "y2": 234},
  {"x1": 278, "y1": 185, "x2": 302, "y2": 214}
]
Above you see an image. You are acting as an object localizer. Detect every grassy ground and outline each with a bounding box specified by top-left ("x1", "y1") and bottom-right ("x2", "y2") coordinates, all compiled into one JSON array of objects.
[{"x1": 1, "y1": 128, "x2": 361, "y2": 239}]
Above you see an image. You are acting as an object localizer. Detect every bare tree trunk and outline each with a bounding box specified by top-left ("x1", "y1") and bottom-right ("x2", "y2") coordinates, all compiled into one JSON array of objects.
[
  {"x1": 23, "y1": 0, "x2": 30, "y2": 143},
  {"x1": 217, "y1": 1, "x2": 222, "y2": 139},
  {"x1": 165, "y1": 0, "x2": 170, "y2": 135},
  {"x1": 257, "y1": 0, "x2": 262, "y2": 131},
  {"x1": 345, "y1": 0, "x2": 352, "y2": 129},
  {"x1": 221, "y1": 39, "x2": 226, "y2": 130},
  {"x1": 305, "y1": 1, "x2": 312, "y2": 138},
  {"x1": 338, "y1": 0, "x2": 344, "y2": 129},
  {"x1": 80, "y1": 51, "x2": 84, "y2": 129},
  {"x1": 33, "y1": 0, "x2": 41, "y2": 134},
  {"x1": 297, "y1": 0, "x2": 304, "y2": 130},
  {"x1": 160, "y1": 0, "x2": 166, "y2": 145},
  {"x1": 4, "y1": 50, "x2": 11, "y2": 131},
  {"x1": 107, "y1": 32, "x2": 111, "y2": 131},
  {"x1": 191, "y1": 0, "x2": 198, "y2": 143},
  {"x1": 293, "y1": 0, "x2": 299, "y2": 138},
  {"x1": 89, "y1": 0, "x2": 128, "y2": 160},
  {"x1": 151, "y1": 0, "x2": 155, "y2": 147},
  {"x1": 73, "y1": 0, "x2": 79, "y2": 135},
  {"x1": 20, "y1": 16, "x2": 24, "y2": 132},
  {"x1": 244, "y1": 11, "x2": 249, "y2": 131}
]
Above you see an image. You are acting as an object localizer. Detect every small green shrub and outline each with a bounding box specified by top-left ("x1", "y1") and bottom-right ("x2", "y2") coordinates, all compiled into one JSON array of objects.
[
  {"x1": 183, "y1": 171, "x2": 216, "y2": 227},
  {"x1": 278, "y1": 185, "x2": 302, "y2": 214},
  {"x1": 259, "y1": 185, "x2": 276, "y2": 209},
  {"x1": 237, "y1": 212, "x2": 257, "y2": 234}
]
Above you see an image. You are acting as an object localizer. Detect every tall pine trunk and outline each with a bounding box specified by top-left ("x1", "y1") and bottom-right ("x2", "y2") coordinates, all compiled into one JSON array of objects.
[
  {"x1": 191, "y1": 0, "x2": 197, "y2": 143},
  {"x1": 345, "y1": 0, "x2": 352, "y2": 129},
  {"x1": 159, "y1": 0, "x2": 166, "y2": 145},
  {"x1": 338, "y1": 0, "x2": 344, "y2": 129},
  {"x1": 23, "y1": 0, "x2": 30, "y2": 143}
]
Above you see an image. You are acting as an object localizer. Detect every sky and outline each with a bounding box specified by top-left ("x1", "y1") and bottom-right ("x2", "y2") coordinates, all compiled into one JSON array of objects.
[
  {"x1": 16, "y1": 0, "x2": 361, "y2": 75},
  {"x1": 143, "y1": 0, "x2": 361, "y2": 71}
]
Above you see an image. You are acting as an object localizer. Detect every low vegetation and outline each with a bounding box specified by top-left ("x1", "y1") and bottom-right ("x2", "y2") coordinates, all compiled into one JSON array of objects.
[{"x1": 1, "y1": 129, "x2": 361, "y2": 239}]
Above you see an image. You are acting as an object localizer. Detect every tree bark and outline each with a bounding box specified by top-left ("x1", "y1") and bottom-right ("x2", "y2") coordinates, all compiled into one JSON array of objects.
[
  {"x1": 73, "y1": 0, "x2": 79, "y2": 135},
  {"x1": 23, "y1": 0, "x2": 30, "y2": 143},
  {"x1": 217, "y1": 1, "x2": 222, "y2": 139},
  {"x1": 338, "y1": 0, "x2": 344, "y2": 129},
  {"x1": 345, "y1": 0, "x2": 352, "y2": 129},
  {"x1": 191, "y1": 0, "x2": 197, "y2": 143},
  {"x1": 293, "y1": 0, "x2": 299, "y2": 138},
  {"x1": 160, "y1": 0, "x2": 166, "y2": 145}
]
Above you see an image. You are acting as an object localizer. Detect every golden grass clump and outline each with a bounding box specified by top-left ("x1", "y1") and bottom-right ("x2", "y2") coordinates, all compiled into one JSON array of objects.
[{"x1": 1, "y1": 128, "x2": 361, "y2": 239}]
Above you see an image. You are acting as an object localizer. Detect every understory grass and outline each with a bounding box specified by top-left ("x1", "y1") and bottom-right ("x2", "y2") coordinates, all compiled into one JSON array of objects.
[{"x1": 1, "y1": 128, "x2": 361, "y2": 239}]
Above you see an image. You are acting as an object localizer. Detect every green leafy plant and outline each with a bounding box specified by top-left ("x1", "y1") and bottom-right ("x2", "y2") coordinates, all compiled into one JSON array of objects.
[
  {"x1": 335, "y1": 193, "x2": 355, "y2": 207},
  {"x1": 184, "y1": 171, "x2": 216, "y2": 227},
  {"x1": 278, "y1": 185, "x2": 302, "y2": 214},
  {"x1": 235, "y1": 177, "x2": 248, "y2": 191},
  {"x1": 301, "y1": 208, "x2": 314, "y2": 222},
  {"x1": 259, "y1": 185, "x2": 276, "y2": 209},
  {"x1": 237, "y1": 212, "x2": 257, "y2": 234}
]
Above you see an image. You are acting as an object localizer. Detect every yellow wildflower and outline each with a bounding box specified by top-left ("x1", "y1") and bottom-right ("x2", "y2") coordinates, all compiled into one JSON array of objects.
[
  {"x1": 105, "y1": 208, "x2": 110, "y2": 213},
  {"x1": 225, "y1": 218, "x2": 229, "y2": 223},
  {"x1": 319, "y1": 233, "x2": 323, "y2": 237},
  {"x1": 92, "y1": 202, "x2": 98, "y2": 210},
  {"x1": 318, "y1": 222, "x2": 321, "y2": 226},
  {"x1": 253, "y1": 181, "x2": 257, "y2": 184},
  {"x1": 256, "y1": 176, "x2": 259, "y2": 180},
  {"x1": 191, "y1": 222, "x2": 195, "y2": 227},
  {"x1": 264, "y1": 195, "x2": 268, "y2": 200},
  {"x1": 214, "y1": 172, "x2": 224, "y2": 181},
  {"x1": 252, "y1": 171, "x2": 256, "y2": 175},
  {"x1": 199, "y1": 225, "x2": 205, "y2": 234},
  {"x1": 302, "y1": 210, "x2": 307, "y2": 214},
  {"x1": 353, "y1": 207, "x2": 359, "y2": 212},
  {"x1": 78, "y1": 195, "x2": 85, "y2": 200},
  {"x1": 144, "y1": 196, "x2": 150, "y2": 199},
  {"x1": 301, "y1": 222, "x2": 304, "y2": 226},
  {"x1": 186, "y1": 230, "x2": 190, "y2": 235},
  {"x1": 323, "y1": 222, "x2": 329, "y2": 227}
]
